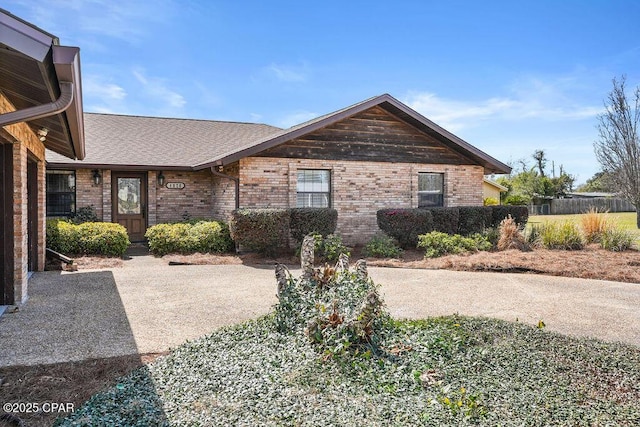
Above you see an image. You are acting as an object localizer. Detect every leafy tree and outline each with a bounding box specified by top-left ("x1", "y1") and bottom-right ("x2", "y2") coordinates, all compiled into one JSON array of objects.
[
  {"x1": 577, "y1": 171, "x2": 617, "y2": 193},
  {"x1": 498, "y1": 152, "x2": 575, "y2": 205},
  {"x1": 594, "y1": 76, "x2": 640, "y2": 228}
]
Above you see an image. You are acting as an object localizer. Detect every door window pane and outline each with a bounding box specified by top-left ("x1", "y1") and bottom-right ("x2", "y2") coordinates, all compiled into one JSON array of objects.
[
  {"x1": 418, "y1": 172, "x2": 444, "y2": 208},
  {"x1": 296, "y1": 170, "x2": 330, "y2": 208},
  {"x1": 117, "y1": 178, "x2": 141, "y2": 214}
]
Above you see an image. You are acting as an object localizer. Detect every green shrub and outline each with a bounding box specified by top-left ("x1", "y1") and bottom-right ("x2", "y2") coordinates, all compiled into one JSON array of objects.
[
  {"x1": 229, "y1": 209, "x2": 290, "y2": 254},
  {"x1": 363, "y1": 233, "x2": 403, "y2": 258},
  {"x1": 320, "y1": 233, "x2": 350, "y2": 262},
  {"x1": 46, "y1": 219, "x2": 79, "y2": 254},
  {"x1": 504, "y1": 194, "x2": 530, "y2": 206},
  {"x1": 76, "y1": 222, "x2": 130, "y2": 256},
  {"x1": 187, "y1": 221, "x2": 234, "y2": 253},
  {"x1": 600, "y1": 227, "x2": 635, "y2": 251},
  {"x1": 377, "y1": 209, "x2": 433, "y2": 248},
  {"x1": 429, "y1": 207, "x2": 460, "y2": 235},
  {"x1": 457, "y1": 206, "x2": 493, "y2": 235},
  {"x1": 417, "y1": 231, "x2": 491, "y2": 258},
  {"x1": 289, "y1": 208, "x2": 337, "y2": 244},
  {"x1": 490, "y1": 205, "x2": 529, "y2": 228},
  {"x1": 46, "y1": 220, "x2": 130, "y2": 257},
  {"x1": 483, "y1": 197, "x2": 499, "y2": 206},
  {"x1": 145, "y1": 221, "x2": 234, "y2": 256},
  {"x1": 274, "y1": 261, "x2": 388, "y2": 356},
  {"x1": 145, "y1": 223, "x2": 189, "y2": 255},
  {"x1": 539, "y1": 221, "x2": 584, "y2": 250},
  {"x1": 482, "y1": 227, "x2": 500, "y2": 249},
  {"x1": 70, "y1": 205, "x2": 99, "y2": 224}
]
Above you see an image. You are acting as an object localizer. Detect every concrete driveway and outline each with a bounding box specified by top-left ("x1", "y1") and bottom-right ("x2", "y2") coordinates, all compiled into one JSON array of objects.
[{"x1": 1, "y1": 253, "x2": 639, "y2": 367}]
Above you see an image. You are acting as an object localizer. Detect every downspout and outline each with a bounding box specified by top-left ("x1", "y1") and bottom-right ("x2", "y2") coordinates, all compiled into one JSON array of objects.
[
  {"x1": 210, "y1": 167, "x2": 240, "y2": 210},
  {"x1": 0, "y1": 81, "x2": 74, "y2": 127}
]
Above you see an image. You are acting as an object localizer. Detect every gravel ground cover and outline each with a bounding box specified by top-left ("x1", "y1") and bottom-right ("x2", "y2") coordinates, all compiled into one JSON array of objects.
[{"x1": 56, "y1": 315, "x2": 640, "y2": 426}]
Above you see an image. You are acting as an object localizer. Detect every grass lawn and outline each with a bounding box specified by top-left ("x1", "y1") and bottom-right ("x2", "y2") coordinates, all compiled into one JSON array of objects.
[
  {"x1": 529, "y1": 212, "x2": 639, "y2": 233},
  {"x1": 54, "y1": 316, "x2": 640, "y2": 426}
]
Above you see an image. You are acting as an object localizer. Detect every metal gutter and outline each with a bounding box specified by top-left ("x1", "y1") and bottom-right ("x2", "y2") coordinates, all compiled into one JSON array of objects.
[
  {"x1": 0, "y1": 81, "x2": 73, "y2": 127},
  {"x1": 211, "y1": 167, "x2": 240, "y2": 209}
]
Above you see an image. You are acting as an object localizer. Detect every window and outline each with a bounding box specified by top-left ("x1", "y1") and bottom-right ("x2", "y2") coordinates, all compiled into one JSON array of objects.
[
  {"x1": 46, "y1": 170, "x2": 76, "y2": 216},
  {"x1": 296, "y1": 169, "x2": 330, "y2": 208},
  {"x1": 418, "y1": 172, "x2": 444, "y2": 208}
]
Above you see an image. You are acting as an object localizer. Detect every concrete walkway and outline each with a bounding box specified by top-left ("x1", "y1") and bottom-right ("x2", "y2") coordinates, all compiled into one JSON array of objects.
[{"x1": 1, "y1": 254, "x2": 639, "y2": 367}]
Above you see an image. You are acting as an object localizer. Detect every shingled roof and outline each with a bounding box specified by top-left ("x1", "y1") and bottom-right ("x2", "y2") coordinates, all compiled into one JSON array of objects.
[
  {"x1": 46, "y1": 94, "x2": 511, "y2": 174},
  {"x1": 46, "y1": 113, "x2": 282, "y2": 169}
]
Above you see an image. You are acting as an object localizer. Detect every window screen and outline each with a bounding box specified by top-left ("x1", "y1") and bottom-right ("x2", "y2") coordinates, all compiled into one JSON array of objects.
[
  {"x1": 418, "y1": 172, "x2": 444, "y2": 208},
  {"x1": 296, "y1": 169, "x2": 330, "y2": 208}
]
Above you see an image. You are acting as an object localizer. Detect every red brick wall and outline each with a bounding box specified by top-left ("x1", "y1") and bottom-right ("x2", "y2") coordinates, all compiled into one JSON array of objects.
[
  {"x1": 239, "y1": 157, "x2": 484, "y2": 245},
  {"x1": 1, "y1": 92, "x2": 47, "y2": 304},
  {"x1": 155, "y1": 170, "x2": 214, "y2": 222},
  {"x1": 61, "y1": 168, "x2": 217, "y2": 225}
]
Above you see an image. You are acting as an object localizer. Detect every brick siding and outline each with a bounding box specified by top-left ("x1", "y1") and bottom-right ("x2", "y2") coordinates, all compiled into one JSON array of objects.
[
  {"x1": 1, "y1": 92, "x2": 47, "y2": 304},
  {"x1": 68, "y1": 168, "x2": 216, "y2": 226},
  {"x1": 239, "y1": 157, "x2": 484, "y2": 245}
]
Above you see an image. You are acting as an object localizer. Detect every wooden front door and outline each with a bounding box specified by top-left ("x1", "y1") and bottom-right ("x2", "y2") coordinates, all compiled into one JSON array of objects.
[
  {"x1": 112, "y1": 172, "x2": 147, "y2": 242},
  {"x1": 0, "y1": 143, "x2": 14, "y2": 305}
]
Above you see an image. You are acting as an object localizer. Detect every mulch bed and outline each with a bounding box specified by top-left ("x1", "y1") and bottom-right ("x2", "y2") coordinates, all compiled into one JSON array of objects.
[
  {"x1": 366, "y1": 246, "x2": 640, "y2": 284},
  {"x1": 0, "y1": 353, "x2": 166, "y2": 427}
]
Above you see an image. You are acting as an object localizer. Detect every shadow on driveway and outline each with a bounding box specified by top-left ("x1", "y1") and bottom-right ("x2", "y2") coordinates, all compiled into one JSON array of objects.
[{"x1": 0, "y1": 270, "x2": 169, "y2": 425}]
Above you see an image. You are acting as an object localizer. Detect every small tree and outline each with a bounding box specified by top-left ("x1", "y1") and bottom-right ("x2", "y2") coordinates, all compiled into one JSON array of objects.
[{"x1": 594, "y1": 76, "x2": 640, "y2": 228}]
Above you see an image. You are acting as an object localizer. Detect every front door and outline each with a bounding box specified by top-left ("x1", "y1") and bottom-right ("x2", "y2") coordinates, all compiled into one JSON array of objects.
[{"x1": 112, "y1": 172, "x2": 147, "y2": 242}]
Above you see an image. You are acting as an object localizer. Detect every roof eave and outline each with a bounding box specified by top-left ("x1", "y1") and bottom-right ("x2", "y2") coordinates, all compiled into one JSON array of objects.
[
  {"x1": 195, "y1": 93, "x2": 512, "y2": 174},
  {"x1": 52, "y1": 45, "x2": 85, "y2": 160},
  {"x1": 0, "y1": 8, "x2": 84, "y2": 161},
  {"x1": 377, "y1": 95, "x2": 512, "y2": 175}
]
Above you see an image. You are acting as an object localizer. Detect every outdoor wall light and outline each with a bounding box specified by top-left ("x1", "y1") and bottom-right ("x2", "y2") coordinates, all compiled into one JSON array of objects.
[
  {"x1": 157, "y1": 171, "x2": 166, "y2": 187},
  {"x1": 37, "y1": 128, "x2": 48, "y2": 141},
  {"x1": 92, "y1": 169, "x2": 102, "y2": 185}
]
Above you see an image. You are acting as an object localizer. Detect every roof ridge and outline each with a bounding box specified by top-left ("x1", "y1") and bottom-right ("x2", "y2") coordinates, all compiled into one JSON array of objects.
[{"x1": 84, "y1": 112, "x2": 281, "y2": 128}]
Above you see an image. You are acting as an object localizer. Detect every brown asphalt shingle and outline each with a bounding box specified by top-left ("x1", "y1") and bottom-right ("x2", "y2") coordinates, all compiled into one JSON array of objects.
[{"x1": 46, "y1": 113, "x2": 282, "y2": 169}]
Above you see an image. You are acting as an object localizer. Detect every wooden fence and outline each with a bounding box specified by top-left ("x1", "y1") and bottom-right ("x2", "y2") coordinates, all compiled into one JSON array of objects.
[{"x1": 544, "y1": 198, "x2": 635, "y2": 215}]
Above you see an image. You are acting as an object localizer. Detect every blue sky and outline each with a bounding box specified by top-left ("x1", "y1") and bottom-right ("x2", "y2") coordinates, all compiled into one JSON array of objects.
[{"x1": 6, "y1": 1, "x2": 640, "y2": 184}]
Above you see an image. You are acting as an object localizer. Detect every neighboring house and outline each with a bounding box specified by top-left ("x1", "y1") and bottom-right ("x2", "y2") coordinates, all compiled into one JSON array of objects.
[
  {"x1": 1, "y1": 9, "x2": 84, "y2": 305},
  {"x1": 482, "y1": 178, "x2": 508, "y2": 203},
  {"x1": 47, "y1": 94, "x2": 511, "y2": 244}
]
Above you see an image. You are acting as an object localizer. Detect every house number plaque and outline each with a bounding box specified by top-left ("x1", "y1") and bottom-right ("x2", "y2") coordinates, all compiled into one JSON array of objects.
[{"x1": 165, "y1": 182, "x2": 185, "y2": 189}]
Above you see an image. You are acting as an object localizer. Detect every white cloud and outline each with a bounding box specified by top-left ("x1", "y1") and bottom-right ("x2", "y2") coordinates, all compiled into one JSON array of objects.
[
  {"x1": 404, "y1": 76, "x2": 603, "y2": 132},
  {"x1": 266, "y1": 63, "x2": 308, "y2": 83},
  {"x1": 132, "y1": 68, "x2": 186, "y2": 110},
  {"x1": 277, "y1": 111, "x2": 319, "y2": 128},
  {"x1": 83, "y1": 76, "x2": 127, "y2": 101},
  {"x1": 8, "y1": 0, "x2": 176, "y2": 44}
]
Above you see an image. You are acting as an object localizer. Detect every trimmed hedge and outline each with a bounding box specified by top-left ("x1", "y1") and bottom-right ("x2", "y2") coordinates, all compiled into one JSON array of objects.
[
  {"x1": 145, "y1": 221, "x2": 234, "y2": 256},
  {"x1": 46, "y1": 220, "x2": 130, "y2": 257},
  {"x1": 377, "y1": 209, "x2": 434, "y2": 248},
  {"x1": 490, "y1": 205, "x2": 529, "y2": 228},
  {"x1": 377, "y1": 206, "x2": 530, "y2": 247},
  {"x1": 457, "y1": 206, "x2": 493, "y2": 235},
  {"x1": 429, "y1": 207, "x2": 460, "y2": 235},
  {"x1": 289, "y1": 208, "x2": 338, "y2": 243},
  {"x1": 230, "y1": 209, "x2": 290, "y2": 254}
]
